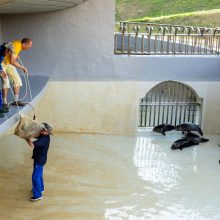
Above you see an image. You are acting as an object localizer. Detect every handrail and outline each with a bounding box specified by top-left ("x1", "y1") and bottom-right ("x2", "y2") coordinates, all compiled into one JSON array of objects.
[{"x1": 119, "y1": 21, "x2": 218, "y2": 34}]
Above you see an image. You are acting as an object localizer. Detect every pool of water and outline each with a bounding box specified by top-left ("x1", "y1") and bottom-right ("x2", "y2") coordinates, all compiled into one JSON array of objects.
[{"x1": 0, "y1": 132, "x2": 220, "y2": 219}]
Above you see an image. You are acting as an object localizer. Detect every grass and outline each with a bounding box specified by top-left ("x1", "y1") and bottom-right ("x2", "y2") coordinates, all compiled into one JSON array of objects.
[
  {"x1": 129, "y1": 9, "x2": 220, "y2": 28},
  {"x1": 116, "y1": 0, "x2": 220, "y2": 28}
]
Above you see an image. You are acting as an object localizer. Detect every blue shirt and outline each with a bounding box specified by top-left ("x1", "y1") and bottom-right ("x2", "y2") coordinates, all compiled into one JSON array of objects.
[
  {"x1": 32, "y1": 134, "x2": 50, "y2": 166},
  {"x1": 0, "y1": 45, "x2": 6, "y2": 71}
]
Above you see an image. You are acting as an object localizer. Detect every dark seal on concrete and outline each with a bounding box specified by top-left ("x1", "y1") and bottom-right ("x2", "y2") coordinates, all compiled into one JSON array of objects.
[
  {"x1": 175, "y1": 122, "x2": 203, "y2": 136},
  {"x1": 185, "y1": 131, "x2": 209, "y2": 143},
  {"x1": 171, "y1": 138, "x2": 199, "y2": 150},
  {"x1": 153, "y1": 124, "x2": 175, "y2": 136}
]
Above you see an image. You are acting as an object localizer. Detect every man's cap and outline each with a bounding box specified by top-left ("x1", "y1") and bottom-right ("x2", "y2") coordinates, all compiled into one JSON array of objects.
[
  {"x1": 42, "y1": 122, "x2": 53, "y2": 135},
  {"x1": 3, "y1": 42, "x2": 15, "y2": 53}
]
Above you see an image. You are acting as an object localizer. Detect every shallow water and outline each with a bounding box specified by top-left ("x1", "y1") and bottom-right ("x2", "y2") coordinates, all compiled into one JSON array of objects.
[{"x1": 0, "y1": 132, "x2": 220, "y2": 220}]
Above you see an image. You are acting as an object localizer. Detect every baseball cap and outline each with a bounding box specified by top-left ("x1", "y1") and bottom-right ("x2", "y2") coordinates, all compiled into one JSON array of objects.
[{"x1": 42, "y1": 122, "x2": 53, "y2": 135}]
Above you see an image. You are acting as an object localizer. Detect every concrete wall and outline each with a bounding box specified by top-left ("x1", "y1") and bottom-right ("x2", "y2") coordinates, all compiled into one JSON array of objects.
[
  {"x1": 33, "y1": 81, "x2": 220, "y2": 135},
  {"x1": 114, "y1": 55, "x2": 220, "y2": 81},
  {"x1": 2, "y1": 0, "x2": 220, "y2": 82},
  {"x1": 1, "y1": 0, "x2": 114, "y2": 81},
  {"x1": 1, "y1": 0, "x2": 220, "y2": 135},
  {"x1": 34, "y1": 81, "x2": 137, "y2": 135}
]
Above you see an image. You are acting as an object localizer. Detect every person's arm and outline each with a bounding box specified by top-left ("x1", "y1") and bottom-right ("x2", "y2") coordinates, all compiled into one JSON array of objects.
[
  {"x1": 10, "y1": 54, "x2": 28, "y2": 73},
  {"x1": 26, "y1": 139, "x2": 34, "y2": 148},
  {"x1": 0, "y1": 68, "x2": 7, "y2": 79},
  {"x1": 0, "y1": 70, "x2": 7, "y2": 79}
]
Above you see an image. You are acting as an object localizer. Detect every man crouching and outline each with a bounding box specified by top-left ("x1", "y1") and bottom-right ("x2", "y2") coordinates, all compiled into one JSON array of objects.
[{"x1": 26, "y1": 123, "x2": 53, "y2": 202}]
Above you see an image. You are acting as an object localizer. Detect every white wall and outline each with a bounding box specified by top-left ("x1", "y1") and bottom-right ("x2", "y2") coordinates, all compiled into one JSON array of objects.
[
  {"x1": 34, "y1": 81, "x2": 138, "y2": 135},
  {"x1": 32, "y1": 80, "x2": 220, "y2": 135}
]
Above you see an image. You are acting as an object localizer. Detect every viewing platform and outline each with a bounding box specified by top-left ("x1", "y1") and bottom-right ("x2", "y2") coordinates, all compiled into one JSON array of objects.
[{"x1": 0, "y1": 75, "x2": 49, "y2": 135}]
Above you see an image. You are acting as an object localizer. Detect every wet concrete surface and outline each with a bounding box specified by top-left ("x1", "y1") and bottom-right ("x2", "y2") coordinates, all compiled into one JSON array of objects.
[{"x1": 0, "y1": 132, "x2": 220, "y2": 219}]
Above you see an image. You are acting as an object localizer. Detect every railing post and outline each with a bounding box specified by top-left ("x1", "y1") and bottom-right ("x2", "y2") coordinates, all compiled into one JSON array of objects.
[
  {"x1": 146, "y1": 26, "x2": 153, "y2": 54},
  {"x1": 133, "y1": 26, "x2": 140, "y2": 53},
  {"x1": 120, "y1": 22, "x2": 127, "y2": 53}
]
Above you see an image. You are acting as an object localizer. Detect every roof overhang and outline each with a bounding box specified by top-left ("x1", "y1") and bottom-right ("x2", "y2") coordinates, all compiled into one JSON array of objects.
[{"x1": 0, "y1": 0, "x2": 87, "y2": 14}]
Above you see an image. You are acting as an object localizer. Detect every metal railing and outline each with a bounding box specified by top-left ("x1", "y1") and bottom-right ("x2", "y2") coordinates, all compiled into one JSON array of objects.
[{"x1": 114, "y1": 22, "x2": 220, "y2": 55}]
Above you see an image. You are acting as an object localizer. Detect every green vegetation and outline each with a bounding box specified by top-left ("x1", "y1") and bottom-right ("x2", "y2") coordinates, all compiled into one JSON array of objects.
[
  {"x1": 116, "y1": 0, "x2": 220, "y2": 27},
  {"x1": 130, "y1": 9, "x2": 220, "y2": 28}
]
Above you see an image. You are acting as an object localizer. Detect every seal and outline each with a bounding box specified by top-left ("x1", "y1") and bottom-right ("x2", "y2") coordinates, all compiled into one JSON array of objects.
[
  {"x1": 171, "y1": 131, "x2": 209, "y2": 150},
  {"x1": 175, "y1": 122, "x2": 203, "y2": 136},
  {"x1": 171, "y1": 138, "x2": 199, "y2": 150},
  {"x1": 185, "y1": 131, "x2": 209, "y2": 143},
  {"x1": 153, "y1": 124, "x2": 175, "y2": 136}
]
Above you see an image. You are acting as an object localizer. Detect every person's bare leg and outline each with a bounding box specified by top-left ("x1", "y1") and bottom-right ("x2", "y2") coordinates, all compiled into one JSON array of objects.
[
  {"x1": 13, "y1": 86, "x2": 20, "y2": 101},
  {"x1": 12, "y1": 86, "x2": 25, "y2": 106},
  {"x1": 2, "y1": 88, "x2": 8, "y2": 104},
  {"x1": 2, "y1": 88, "x2": 9, "y2": 111}
]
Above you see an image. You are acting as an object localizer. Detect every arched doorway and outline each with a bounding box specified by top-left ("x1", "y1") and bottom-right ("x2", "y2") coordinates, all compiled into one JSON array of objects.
[{"x1": 139, "y1": 81, "x2": 203, "y2": 127}]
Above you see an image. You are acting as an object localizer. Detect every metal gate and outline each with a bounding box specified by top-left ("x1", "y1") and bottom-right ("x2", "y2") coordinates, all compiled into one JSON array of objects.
[{"x1": 139, "y1": 81, "x2": 203, "y2": 127}]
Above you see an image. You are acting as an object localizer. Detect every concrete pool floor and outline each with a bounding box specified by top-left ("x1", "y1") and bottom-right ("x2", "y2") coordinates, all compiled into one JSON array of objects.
[{"x1": 0, "y1": 132, "x2": 220, "y2": 220}]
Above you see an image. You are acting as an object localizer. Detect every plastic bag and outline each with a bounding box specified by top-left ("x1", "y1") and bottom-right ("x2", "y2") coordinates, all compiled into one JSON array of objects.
[{"x1": 14, "y1": 115, "x2": 43, "y2": 139}]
